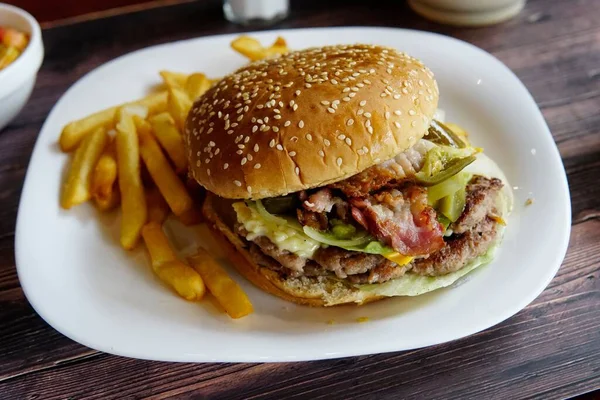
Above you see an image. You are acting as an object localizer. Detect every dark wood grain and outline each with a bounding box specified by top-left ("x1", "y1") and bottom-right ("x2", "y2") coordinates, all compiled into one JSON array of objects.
[{"x1": 0, "y1": 0, "x2": 598, "y2": 398}]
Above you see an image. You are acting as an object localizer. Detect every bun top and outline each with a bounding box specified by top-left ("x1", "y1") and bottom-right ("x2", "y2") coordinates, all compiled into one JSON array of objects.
[{"x1": 185, "y1": 44, "x2": 439, "y2": 199}]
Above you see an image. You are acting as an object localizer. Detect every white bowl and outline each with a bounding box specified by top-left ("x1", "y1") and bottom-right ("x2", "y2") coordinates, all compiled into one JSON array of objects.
[{"x1": 0, "y1": 4, "x2": 44, "y2": 131}]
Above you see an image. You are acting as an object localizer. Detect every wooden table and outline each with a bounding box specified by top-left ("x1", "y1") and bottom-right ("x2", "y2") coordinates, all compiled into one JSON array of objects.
[{"x1": 1, "y1": 0, "x2": 599, "y2": 398}]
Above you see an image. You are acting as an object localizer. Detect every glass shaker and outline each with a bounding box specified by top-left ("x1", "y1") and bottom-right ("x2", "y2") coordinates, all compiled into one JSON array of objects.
[{"x1": 223, "y1": 0, "x2": 290, "y2": 26}]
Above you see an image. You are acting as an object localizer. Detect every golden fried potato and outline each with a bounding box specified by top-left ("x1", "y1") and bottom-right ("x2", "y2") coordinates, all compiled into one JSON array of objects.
[
  {"x1": 61, "y1": 127, "x2": 109, "y2": 209},
  {"x1": 160, "y1": 70, "x2": 188, "y2": 90},
  {"x1": 184, "y1": 73, "x2": 212, "y2": 101},
  {"x1": 146, "y1": 186, "x2": 170, "y2": 224},
  {"x1": 149, "y1": 112, "x2": 187, "y2": 173},
  {"x1": 60, "y1": 91, "x2": 167, "y2": 152},
  {"x1": 188, "y1": 248, "x2": 253, "y2": 319},
  {"x1": 92, "y1": 141, "x2": 119, "y2": 211},
  {"x1": 230, "y1": 35, "x2": 289, "y2": 61},
  {"x1": 142, "y1": 222, "x2": 205, "y2": 301},
  {"x1": 167, "y1": 87, "x2": 192, "y2": 132},
  {"x1": 136, "y1": 116, "x2": 193, "y2": 216},
  {"x1": 115, "y1": 109, "x2": 147, "y2": 250}
]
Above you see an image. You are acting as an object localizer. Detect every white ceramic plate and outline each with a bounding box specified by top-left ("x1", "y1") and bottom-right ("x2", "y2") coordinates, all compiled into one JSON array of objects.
[{"x1": 16, "y1": 27, "x2": 571, "y2": 362}]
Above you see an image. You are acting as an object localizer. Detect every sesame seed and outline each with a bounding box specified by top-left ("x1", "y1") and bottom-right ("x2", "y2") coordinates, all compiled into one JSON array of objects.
[
  {"x1": 295, "y1": 90, "x2": 301, "y2": 96},
  {"x1": 269, "y1": 139, "x2": 276, "y2": 148},
  {"x1": 252, "y1": 125, "x2": 258, "y2": 133},
  {"x1": 394, "y1": 110, "x2": 402, "y2": 116},
  {"x1": 284, "y1": 120, "x2": 291, "y2": 127},
  {"x1": 338, "y1": 134, "x2": 346, "y2": 140},
  {"x1": 395, "y1": 121, "x2": 401, "y2": 128},
  {"x1": 343, "y1": 87, "x2": 350, "y2": 93},
  {"x1": 274, "y1": 114, "x2": 282, "y2": 120},
  {"x1": 295, "y1": 167, "x2": 300, "y2": 175},
  {"x1": 319, "y1": 150, "x2": 325, "y2": 157},
  {"x1": 364, "y1": 112, "x2": 372, "y2": 118},
  {"x1": 236, "y1": 150, "x2": 243, "y2": 155},
  {"x1": 321, "y1": 100, "x2": 330, "y2": 105},
  {"x1": 357, "y1": 109, "x2": 364, "y2": 115},
  {"x1": 324, "y1": 139, "x2": 331, "y2": 146},
  {"x1": 402, "y1": 88, "x2": 409, "y2": 94},
  {"x1": 254, "y1": 163, "x2": 261, "y2": 169},
  {"x1": 293, "y1": 104, "x2": 298, "y2": 111},
  {"x1": 244, "y1": 136, "x2": 250, "y2": 143},
  {"x1": 359, "y1": 100, "x2": 367, "y2": 106},
  {"x1": 247, "y1": 186, "x2": 252, "y2": 193},
  {"x1": 367, "y1": 126, "x2": 373, "y2": 134},
  {"x1": 411, "y1": 121, "x2": 417, "y2": 127},
  {"x1": 306, "y1": 133, "x2": 313, "y2": 141},
  {"x1": 337, "y1": 157, "x2": 342, "y2": 166},
  {"x1": 298, "y1": 120, "x2": 305, "y2": 128},
  {"x1": 254, "y1": 144, "x2": 259, "y2": 152},
  {"x1": 347, "y1": 118, "x2": 354, "y2": 126},
  {"x1": 327, "y1": 107, "x2": 335, "y2": 114},
  {"x1": 224, "y1": 163, "x2": 229, "y2": 169},
  {"x1": 290, "y1": 151, "x2": 297, "y2": 157},
  {"x1": 380, "y1": 93, "x2": 387, "y2": 97},
  {"x1": 241, "y1": 158, "x2": 247, "y2": 165},
  {"x1": 331, "y1": 79, "x2": 338, "y2": 85},
  {"x1": 273, "y1": 126, "x2": 280, "y2": 132},
  {"x1": 276, "y1": 144, "x2": 284, "y2": 151},
  {"x1": 343, "y1": 97, "x2": 351, "y2": 102},
  {"x1": 365, "y1": 120, "x2": 371, "y2": 128},
  {"x1": 345, "y1": 137, "x2": 352, "y2": 145},
  {"x1": 234, "y1": 180, "x2": 242, "y2": 187}
]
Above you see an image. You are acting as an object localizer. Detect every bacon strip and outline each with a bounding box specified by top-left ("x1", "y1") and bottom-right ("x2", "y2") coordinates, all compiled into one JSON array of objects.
[{"x1": 350, "y1": 186, "x2": 444, "y2": 255}]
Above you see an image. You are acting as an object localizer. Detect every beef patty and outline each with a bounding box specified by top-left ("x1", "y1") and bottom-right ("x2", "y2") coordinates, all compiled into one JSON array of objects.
[{"x1": 240, "y1": 175, "x2": 504, "y2": 284}]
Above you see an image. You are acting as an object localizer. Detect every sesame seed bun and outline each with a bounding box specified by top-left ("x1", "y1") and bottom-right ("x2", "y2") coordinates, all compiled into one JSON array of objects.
[{"x1": 185, "y1": 44, "x2": 439, "y2": 199}]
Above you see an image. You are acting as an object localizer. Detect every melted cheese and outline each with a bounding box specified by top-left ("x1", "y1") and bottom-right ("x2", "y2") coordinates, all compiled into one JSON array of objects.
[{"x1": 233, "y1": 202, "x2": 320, "y2": 258}]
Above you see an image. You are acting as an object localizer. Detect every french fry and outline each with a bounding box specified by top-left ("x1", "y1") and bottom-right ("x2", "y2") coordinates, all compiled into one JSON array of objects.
[
  {"x1": 61, "y1": 127, "x2": 109, "y2": 209},
  {"x1": 188, "y1": 248, "x2": 253, "y2": 319},
  {"x1": 142, "y1": 222, "x2": 205, "y2": 301},
  {"x1": 230, "y1": 35, "x2": 289, "y2": 61},
  {"x1": 146, "y1": 186, "x2": 170, "y2": 224},
  {"x1": 116, "y1": 109, "x2": 147, "y2": 250},
  {"x1": 149, "y1": 112, "x2": 187, "y2": 173},
  {"x1": 60, "y1": 91, "x2": 167, "y2": 152},
  {"x1": 92, "y1": 141, "x2": 119, "y2": 211},
  {"x1": 177, "y1": 207, "x2": 203, "y2": 226},
  {"x1": 135, "y1": 116, "x2": 193, "y2": 216},
  {"x1": 95, "y1": 185, "x2": 120, "y2": 211},
  {"x1": 167, "y1": 87, "x2": 193, "y2": 132},
  {"x1": 160, "y1": 70, "x2": 188, "y2": 90},
  {"x1": 184, "y1": 73, "x2": 211, "y2": 101}
]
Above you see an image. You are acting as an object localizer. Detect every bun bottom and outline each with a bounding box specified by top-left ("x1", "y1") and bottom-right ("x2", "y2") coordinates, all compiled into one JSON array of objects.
[{"x1": 202, "y1": 193, "x2": 383, "y2": 307}]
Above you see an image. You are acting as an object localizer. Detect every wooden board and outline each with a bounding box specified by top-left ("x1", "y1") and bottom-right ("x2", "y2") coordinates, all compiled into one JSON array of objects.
[{"x1": 0, "y1": 0, "x2": 598, "y2": 398}]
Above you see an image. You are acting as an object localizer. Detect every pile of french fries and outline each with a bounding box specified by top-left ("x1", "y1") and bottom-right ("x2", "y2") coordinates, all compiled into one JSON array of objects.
[{"x1": 58, "y1": 35, "x2": 288, "y2": 319}]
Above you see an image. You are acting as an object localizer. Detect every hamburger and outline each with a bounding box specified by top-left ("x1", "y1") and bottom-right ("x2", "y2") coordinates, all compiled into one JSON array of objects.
[{"x1": 184, "y1": 44, "x2": 512, "y2": 306}]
